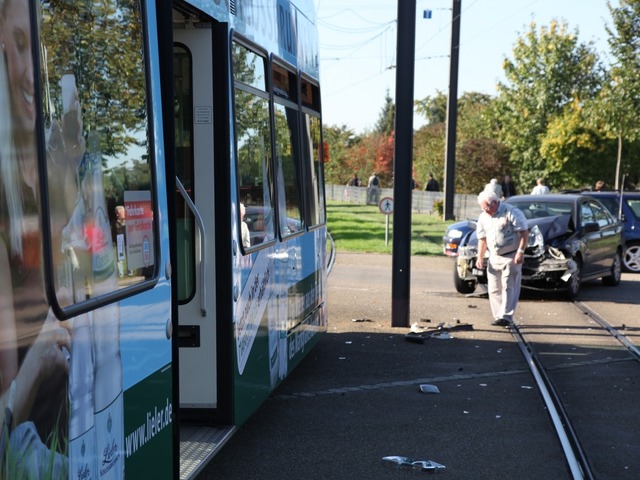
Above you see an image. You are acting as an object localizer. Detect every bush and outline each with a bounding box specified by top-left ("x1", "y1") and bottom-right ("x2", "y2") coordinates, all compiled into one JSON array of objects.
[{"x1": 433, "y1": 199, "x2": 444, "y2": 216}]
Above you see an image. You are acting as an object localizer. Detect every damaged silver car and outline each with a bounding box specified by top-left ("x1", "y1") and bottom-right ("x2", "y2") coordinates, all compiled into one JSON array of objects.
[{"x1": 453, "y1": 194, "x2": 623, "y2": 299}]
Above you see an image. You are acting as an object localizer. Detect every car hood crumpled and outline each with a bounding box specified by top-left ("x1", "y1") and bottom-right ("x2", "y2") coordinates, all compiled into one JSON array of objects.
[{"x1": 526, "y1": 214, "x2": 571, "y2": 241}]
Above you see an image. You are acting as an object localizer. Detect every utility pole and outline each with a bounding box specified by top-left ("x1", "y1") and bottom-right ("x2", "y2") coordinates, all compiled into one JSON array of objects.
[
  {"x1": 391, "y1": 0, "x2": 416, "y2": 328},
  {"x1": 443, "y1": 0, "x2": 461, "y2": 221}
]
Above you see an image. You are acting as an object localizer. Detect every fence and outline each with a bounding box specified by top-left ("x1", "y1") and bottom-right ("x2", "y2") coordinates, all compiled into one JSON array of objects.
[{"x1": 325, "y1": 184, "x2": 481, "y2": 221}]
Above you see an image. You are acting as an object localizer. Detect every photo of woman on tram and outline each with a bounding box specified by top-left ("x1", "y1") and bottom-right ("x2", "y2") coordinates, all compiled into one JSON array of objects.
[{"x1": 0, "y1": 0, "x2": 81, "y2": 475}]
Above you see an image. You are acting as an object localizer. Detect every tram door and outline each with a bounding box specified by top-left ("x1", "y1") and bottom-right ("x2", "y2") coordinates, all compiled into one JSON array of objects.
[{"x1": 174, "y1": 19, "x2": 219, "y2": 412}]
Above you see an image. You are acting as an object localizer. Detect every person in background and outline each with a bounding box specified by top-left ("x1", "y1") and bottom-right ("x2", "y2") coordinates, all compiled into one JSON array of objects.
[
  {"x1": 114, "y1": 205, "x2": 127, "y2": 277},
  {"x1": 501, "y1": 175, "x2": 517, "y2": 198},
  {"x1": 594, "y1": 180, "x2": 606, "y2": 191},
  {"x1": 425, "y1": 173, "x2": 439, "y2": 192},
  {"x1": 484, "y1": 178, "x2": 503, "y2": 199},
  {"x1": 475, "y1": 190, "x2": 529, "y2": 327},
  {"x1": 367, "y1": 172, "x2": 380, "y2": 204},
  {"x1": 531, "y1": 178, "x2": 550, "y2": 195},
  {"x1": 240, "y1": 202, "x2": 250, "y2": 249},
  {"x1": 348, "y1": 173, "x2": 360, "y2": 187}
]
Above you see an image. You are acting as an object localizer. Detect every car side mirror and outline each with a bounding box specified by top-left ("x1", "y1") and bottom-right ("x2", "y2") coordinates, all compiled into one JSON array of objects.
[{"x1": 583, "y1": 222, "x2": 599, "y2": 233}]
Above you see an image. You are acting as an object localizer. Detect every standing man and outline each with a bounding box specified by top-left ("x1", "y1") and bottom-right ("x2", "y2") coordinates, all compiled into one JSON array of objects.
[
  {"x1": 475, "y1": 190, "x2": 529, "y2": 327},
  {"x1": 114, "y1": 205, "x2": 127, "y2": 277},
  {"x1": 368, "y1": 172, "x2": 380, "y2": 204},
  {"x1": 531, "y1": 178, "x2": 550, "y2": 195},
  {"x1": 501, "y1": 175, "x2": 517, "y2": 198}
]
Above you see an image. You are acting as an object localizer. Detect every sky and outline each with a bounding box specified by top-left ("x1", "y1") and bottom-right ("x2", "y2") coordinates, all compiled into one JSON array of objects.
[{"x1": 314, "y1": 0, "x2": 620, "y2": 134}]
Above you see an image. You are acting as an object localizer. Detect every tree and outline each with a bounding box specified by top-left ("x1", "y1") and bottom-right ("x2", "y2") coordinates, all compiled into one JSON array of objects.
[
  {"x1": 457, "y1": 138, "x2": 511, "y2": 194},
  {"x1": 413, "y1": 91, "x2": 501, "y2": 193},
  {"x1": 375, "y1": 90, "x2": 395, "y2": 135},
  {"x1": 413, "y1": 123, "x2": 445, "y2": 189},
  {"x1": 588, "y1": 0, "x2": 640, "y2": 189},
  {"x1": 540, "y1": 101, "x2": 614, "y2": 190},
  {"x1": 41, "y1": 1, "x2": 147, "y2": 158},
  {"x1": 415, "y1": 91, "x2": 447, "y2": 125},
  {"x1": 496, "y1": 21, "x2": 603, "y2": 189},
  {"x1": 322, "y1": 125, "x2": 361, "y2": 185}
]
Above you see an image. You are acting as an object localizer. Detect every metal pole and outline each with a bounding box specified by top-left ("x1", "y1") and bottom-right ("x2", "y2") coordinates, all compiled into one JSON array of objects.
[
  {"x1": 391, "y1": 0, "x2": 416, "y2": 328},
  {"x1": 443, "y1": 0, "x2": 461, "y2": 221}
]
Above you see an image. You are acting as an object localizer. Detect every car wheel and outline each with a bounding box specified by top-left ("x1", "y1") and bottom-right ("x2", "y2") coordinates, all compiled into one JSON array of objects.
[
  {"x1": 453, "y1": 262, "x2": 476, "y2": 294},
  {"x1": 622, "y1": 242, "x2": 640, "y2": 273},
  {"x1": 566, "y1": 257, "x2": 582, "y2": 300},
  {"x1": 602, "y1": 250, "x2": 622, "y2": 286}
]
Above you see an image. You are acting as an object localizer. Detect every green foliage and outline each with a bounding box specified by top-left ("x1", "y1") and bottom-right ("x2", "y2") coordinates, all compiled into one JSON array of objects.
[
  {"x1": 414, "y1": 90, "x2": 447, "y2": 125},
  {"x1": 432, "y1": 199, "x2": 444, "y2": 217},
  {"x1": 540, "y1": 101, "x2": 615, "y2": 189},
  {"x1": 41, "y1": 1, "x2": 147, "y2": 158},
  {"x1": 457, "y1": 137, "x2": 511, "y2": 194},
  {"x1": 413, "y1": 123, "x2": 445, "y2": 189},
  {"x1": 375, "y1": 89, "x2": 396, "y2": 135},
  {"x1": 587, "y1": 0, "x2": 640, "y2": 188},
  {"x1": 496, "y1": 20, "x2": 603, "y2": 189},
  {"x1": 327, "y1": 202, "x2": 453, "y2": 256}
]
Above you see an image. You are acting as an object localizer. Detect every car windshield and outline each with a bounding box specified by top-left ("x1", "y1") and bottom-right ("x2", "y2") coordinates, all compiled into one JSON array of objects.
[{"x1": 508, "y1": 201, "x2": 573, "y2": 219}]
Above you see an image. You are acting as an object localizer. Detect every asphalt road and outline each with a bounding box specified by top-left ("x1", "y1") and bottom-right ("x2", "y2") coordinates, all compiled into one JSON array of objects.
[{"x1": 198, "y1": 253, "x2": 640, "y2": 480}]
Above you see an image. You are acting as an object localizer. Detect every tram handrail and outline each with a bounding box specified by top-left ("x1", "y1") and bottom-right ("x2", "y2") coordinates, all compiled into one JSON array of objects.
[
  {"x1": 176, "y1": 177, "x2": 207, "y2": 316},
  {"x1": 327, "y1": 232, "x2": 336, "y2": 275}
]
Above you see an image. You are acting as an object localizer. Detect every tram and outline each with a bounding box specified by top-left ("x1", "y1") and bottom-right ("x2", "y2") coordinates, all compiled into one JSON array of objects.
[{"x1": 0, "y1": 0, "x2": 327, "y2": 479}]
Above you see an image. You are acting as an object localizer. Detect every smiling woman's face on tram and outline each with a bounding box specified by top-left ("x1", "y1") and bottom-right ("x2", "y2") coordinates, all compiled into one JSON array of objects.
[{"x1": 1, "y1": 0, "x2": 35, "y2": 137}]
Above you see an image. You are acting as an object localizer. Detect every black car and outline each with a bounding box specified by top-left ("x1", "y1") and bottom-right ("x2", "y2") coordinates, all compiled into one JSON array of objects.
[
  {"x1": 453, "y1": 194, "x2": 623, "y2": 299},
  {"x1": 576, "y1": 191, "x2": 640, "y2": 273}
]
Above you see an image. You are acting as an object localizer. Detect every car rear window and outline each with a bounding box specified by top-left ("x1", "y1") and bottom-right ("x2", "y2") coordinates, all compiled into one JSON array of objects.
[{"x1": 626, "y1": 199, "x2": 640, "y2": 219}]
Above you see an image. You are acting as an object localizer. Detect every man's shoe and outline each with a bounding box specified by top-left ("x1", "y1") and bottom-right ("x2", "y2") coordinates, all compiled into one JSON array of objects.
[{"x1": 492, "y1": 318, "x2": 510, "y2": 327}]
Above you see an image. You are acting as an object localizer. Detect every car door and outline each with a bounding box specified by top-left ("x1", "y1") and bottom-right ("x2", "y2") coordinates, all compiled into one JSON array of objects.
[
  {"x1": 579, "y1": 200, "x2": 618, "y2": 276},
  {"x1": 589, "y1": 200, "x2": 620, "y2": 273}
]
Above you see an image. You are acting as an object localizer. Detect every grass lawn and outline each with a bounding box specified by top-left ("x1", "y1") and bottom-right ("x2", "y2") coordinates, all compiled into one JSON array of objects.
[{"x1": 327, "y1": 201, "x2": 457, "y2": 256}]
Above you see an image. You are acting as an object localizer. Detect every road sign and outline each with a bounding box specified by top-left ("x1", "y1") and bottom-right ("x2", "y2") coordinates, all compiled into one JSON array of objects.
[{"x1": 379, "y1": 197, "x2": 394, "y2": 215}]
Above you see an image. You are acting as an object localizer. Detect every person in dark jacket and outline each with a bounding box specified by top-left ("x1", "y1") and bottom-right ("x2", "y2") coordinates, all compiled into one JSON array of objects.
[
  {"x1": 425, "y1": 173, "x2": 440, "y2": 192},
  {"x1": 501, "y1": 175, "x2": 517, "y2": 198}
]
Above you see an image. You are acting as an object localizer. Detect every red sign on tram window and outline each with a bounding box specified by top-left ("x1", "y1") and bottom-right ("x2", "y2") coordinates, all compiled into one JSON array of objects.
[{"x1": 124, "y1": 190, "x2": 155, "y2": 269}]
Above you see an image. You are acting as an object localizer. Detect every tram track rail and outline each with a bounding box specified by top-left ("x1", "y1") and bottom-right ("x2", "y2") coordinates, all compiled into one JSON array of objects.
[
  {"x1": 573, "y1": 300, "x2": 640, "y2": 361},
  {"x1": 510, "y1": 322, "x2": 593, "y2": 480},
  {"x1": 509, "y1": 298, "x2": 640, "y2": 480}
]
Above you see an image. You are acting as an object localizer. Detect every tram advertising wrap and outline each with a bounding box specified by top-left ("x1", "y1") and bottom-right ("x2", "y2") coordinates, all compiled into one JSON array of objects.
[{"x1": 0, "y1": 0, "x2": 325, "y2": 478}]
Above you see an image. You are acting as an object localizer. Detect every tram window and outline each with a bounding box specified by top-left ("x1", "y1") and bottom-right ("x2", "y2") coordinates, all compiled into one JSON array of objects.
[
  {"x1": 301, "y1": 79, "x2": 320, "y2": 110},
  {"x1": 40, "y1": 0, "x2": 155, "y2": 309},
  {"x1": 303, "y1": 113, "x2": 326, "y2": 226},
  {"x1": 274, "y1": 102, "x2": 304, "y2": 236},
  {"x1": 233, "y1": 42, "x2": 276, "y2": 248},
  {"x1": 232, "y1": 43, "x2": 266, "y2": 91},
  {"x1": 272, "y1": 64, "x2": 296, "y2": 101},
  {"x1": 174, "y1": 44, "x2": 196, "y2": 302}
]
